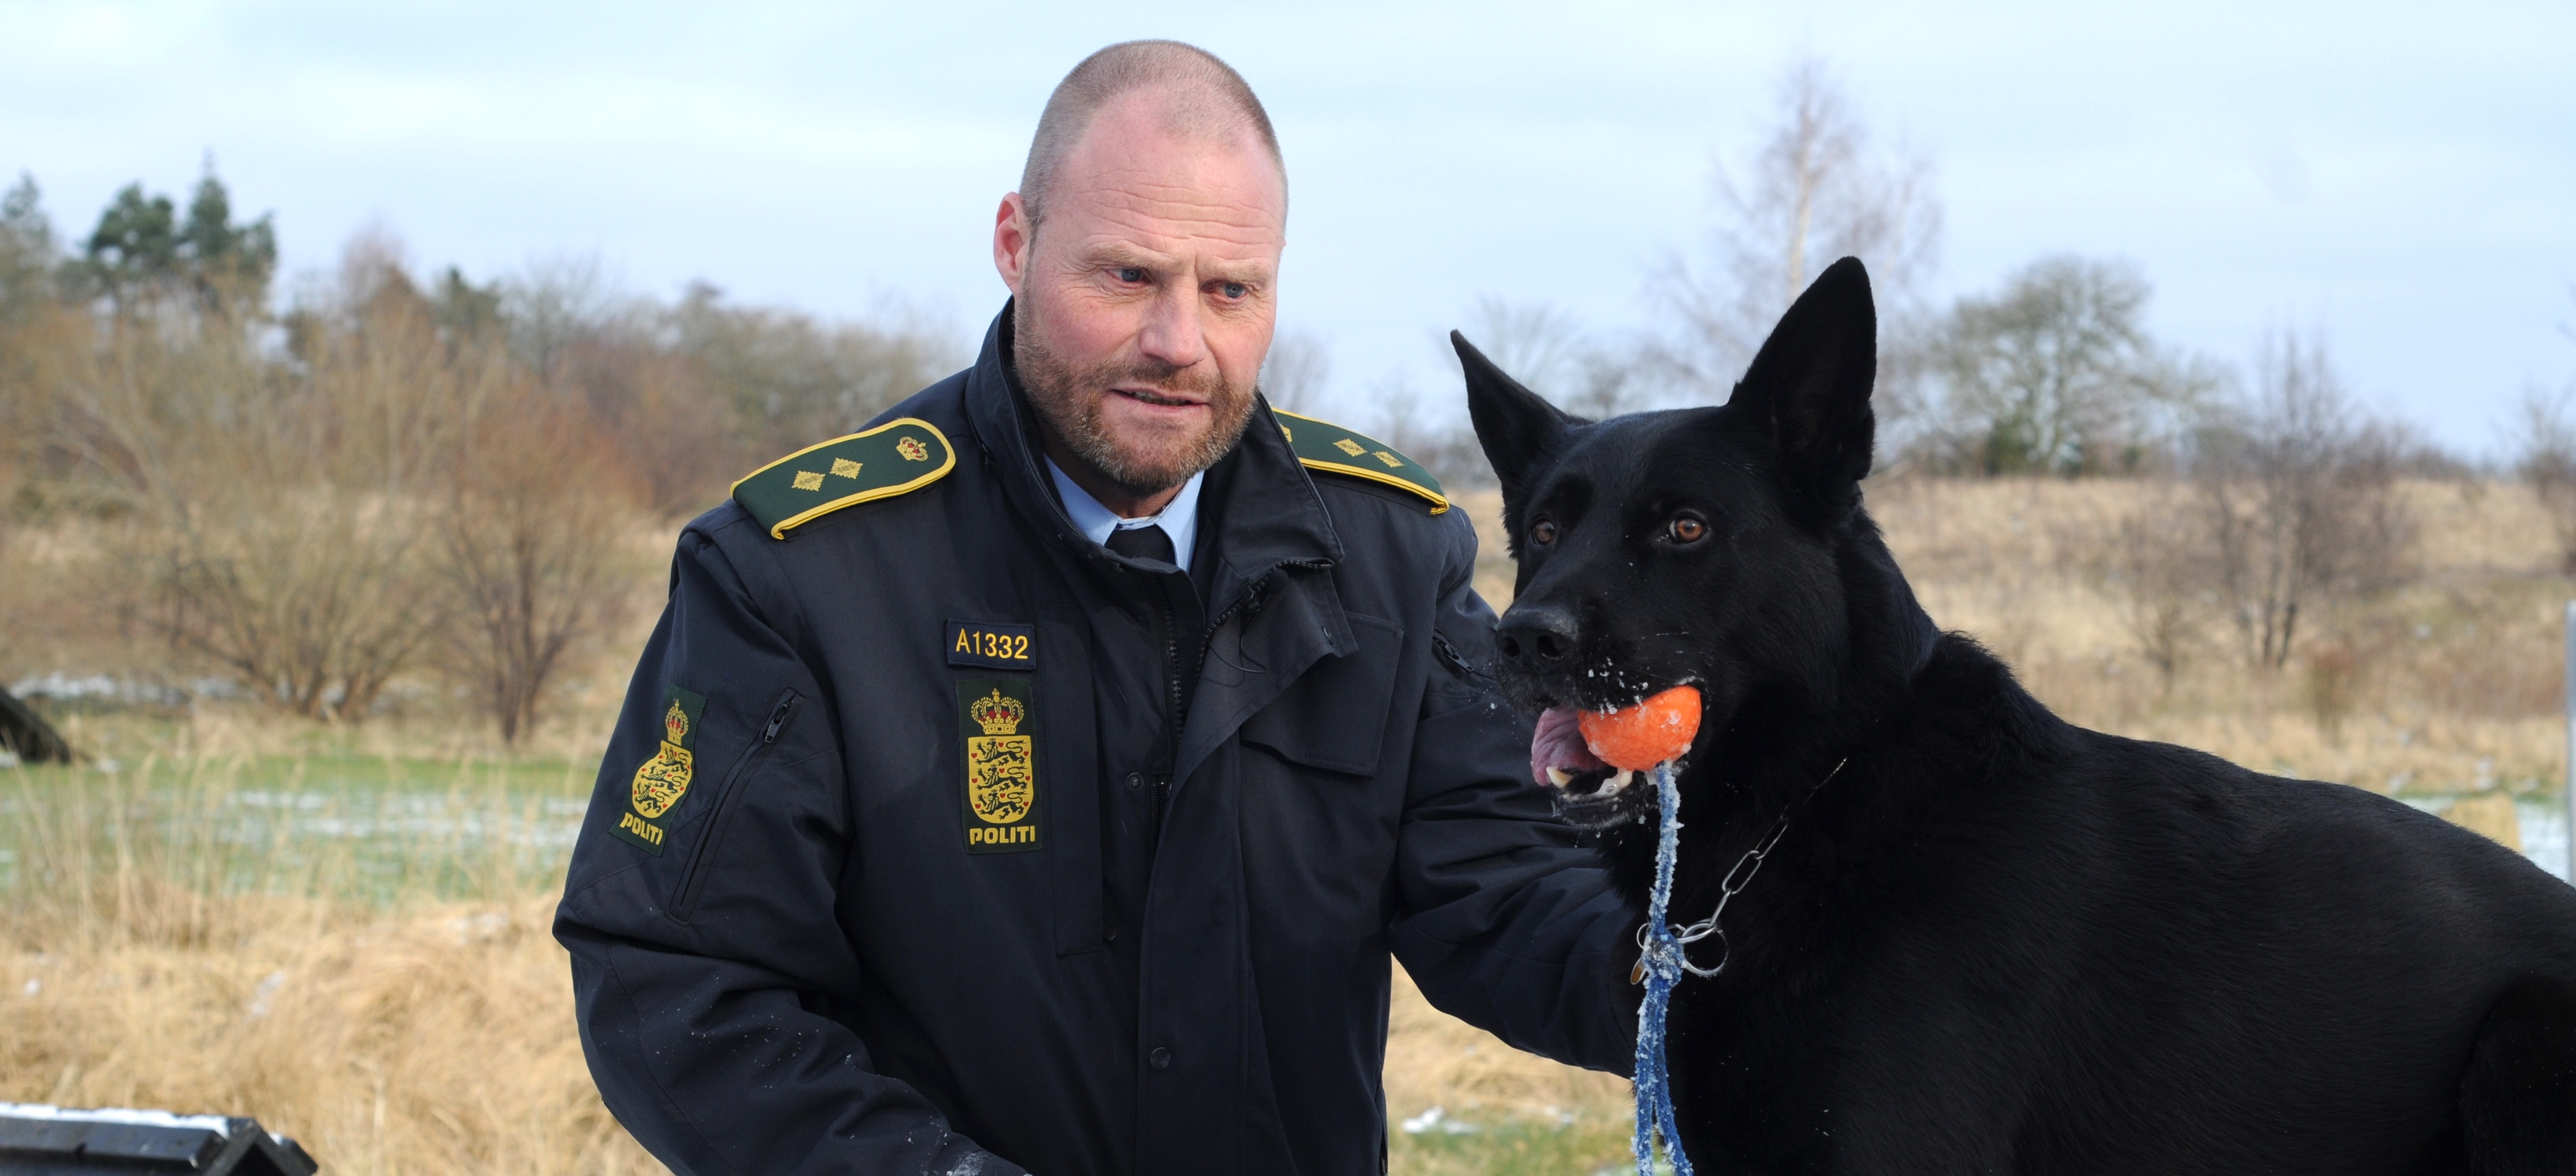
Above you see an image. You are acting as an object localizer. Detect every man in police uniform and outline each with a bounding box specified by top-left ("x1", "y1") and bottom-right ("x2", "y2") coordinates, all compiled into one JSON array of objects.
[{"x1": 556, "y1": 40, "x2": 1634, "y2": 1175}]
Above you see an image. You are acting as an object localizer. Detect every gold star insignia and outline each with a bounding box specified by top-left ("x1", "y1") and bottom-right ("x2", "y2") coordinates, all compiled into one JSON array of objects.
[
  {"x1": 831, "y1": 457, "x2": 863, "y2": 479},
  {"x1": 792, "y1": 470, "x2": 825, "y2": 492},
  {"x1": 1333, "y1": 437, "x2": 1365, "y2": 456}
]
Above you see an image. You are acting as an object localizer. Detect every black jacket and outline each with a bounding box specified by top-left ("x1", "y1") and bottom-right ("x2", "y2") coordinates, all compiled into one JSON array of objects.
[{"x1": 554, "y1": 306, "x2": 1635, "y2": 1175}]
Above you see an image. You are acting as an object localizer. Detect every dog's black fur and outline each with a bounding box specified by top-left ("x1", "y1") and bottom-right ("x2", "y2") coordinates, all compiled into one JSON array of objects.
[{"x1": 1459, "y1": 257, "x2": 2576, "y2": 1174}]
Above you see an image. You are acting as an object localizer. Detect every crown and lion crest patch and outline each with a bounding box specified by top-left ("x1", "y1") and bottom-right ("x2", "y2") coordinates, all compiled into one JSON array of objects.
[
  {"x1": 956, "y1": 678, "x2": 1040, "y2": 853},
  {"x1": 613, "y1": 686, "x2": 706, "y2": 855}
]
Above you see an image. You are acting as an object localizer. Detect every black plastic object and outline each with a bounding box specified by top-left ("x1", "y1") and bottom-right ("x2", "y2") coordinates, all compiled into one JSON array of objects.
[
  {"x1": 0, "y1": 1104, "x2": 318, "y2": 1174},
  {"x1": 0, "y1": 685, "x2": 72, "y2": 764}
]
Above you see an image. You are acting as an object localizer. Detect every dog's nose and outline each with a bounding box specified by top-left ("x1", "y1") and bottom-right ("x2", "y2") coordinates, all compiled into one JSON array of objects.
[{"x1": 1495, "y1": 606, "x2": 1581, "y2": 666}]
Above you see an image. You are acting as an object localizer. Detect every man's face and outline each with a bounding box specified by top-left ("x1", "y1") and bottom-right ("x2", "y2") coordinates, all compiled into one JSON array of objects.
[{"x1": 994, "y1": 92, "x2": 1286, "y2": 499}]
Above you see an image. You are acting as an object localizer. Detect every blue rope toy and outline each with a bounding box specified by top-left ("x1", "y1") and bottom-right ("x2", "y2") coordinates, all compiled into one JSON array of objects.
[
  {"x1": 1632, "y1": 761, "x2": 1696, "y2": 1175},
  {"x1": 1630, "y1": 756, "x2": 1846, "y2": 1175}
]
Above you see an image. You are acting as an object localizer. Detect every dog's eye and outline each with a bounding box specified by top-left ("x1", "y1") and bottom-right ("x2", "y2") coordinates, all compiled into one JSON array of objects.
[
  {"x1": 1530, "y1": 519, "x2": 1558, "y2": 547},
  {"x1": 1666, "y1": 514, "x2": 1707, "y2": 544}
]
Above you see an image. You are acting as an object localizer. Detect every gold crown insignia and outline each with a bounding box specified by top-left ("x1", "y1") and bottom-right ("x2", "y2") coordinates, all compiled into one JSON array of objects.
[
  {"x1": 970, "y1": 689, "x2": 1025, "y2": 736},
  {"x1": 664, "y1": 701, "x2": 690, "y2": 744}
]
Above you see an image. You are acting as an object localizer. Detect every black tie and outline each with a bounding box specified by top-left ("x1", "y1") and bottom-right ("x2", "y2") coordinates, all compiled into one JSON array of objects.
[{"x1": 1105, "y1": 523, "x2": 1175, "y2": 567}]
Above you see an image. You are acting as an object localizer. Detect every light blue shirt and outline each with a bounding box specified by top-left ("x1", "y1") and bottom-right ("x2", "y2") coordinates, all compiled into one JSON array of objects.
[{"x1": 1045, "y1": 457, "x2": 1204, "y2": 574}]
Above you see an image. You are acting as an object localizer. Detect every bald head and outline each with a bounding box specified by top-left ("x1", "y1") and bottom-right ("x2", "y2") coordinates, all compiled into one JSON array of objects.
[{"x1": 1019, "y1": 40, "x2": 1284, "y2": 231}]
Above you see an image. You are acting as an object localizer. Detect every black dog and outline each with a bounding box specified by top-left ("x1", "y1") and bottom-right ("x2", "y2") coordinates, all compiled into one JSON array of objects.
[{"x1": 1457, "y1": 257, "x2": 2576, "y2": 1174}]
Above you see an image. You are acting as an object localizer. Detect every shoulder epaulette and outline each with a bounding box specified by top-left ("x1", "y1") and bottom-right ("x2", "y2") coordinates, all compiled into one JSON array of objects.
[
  {"x1": 731, "y1": 418, "x2": 956, "y2": 539},
  {"x1": 1271, "y1": 409, "x2": 1448, "y2": 514}
]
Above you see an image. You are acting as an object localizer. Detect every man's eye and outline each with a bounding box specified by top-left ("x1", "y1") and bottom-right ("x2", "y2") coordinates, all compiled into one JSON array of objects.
[
  {"x1": 1114, "y1": 267, "x2": 1147, "y2": 284},
  {"x1": 1530, "y1": 519, "x2": 1557, "y2": 546},
  {"x1": 1220, "y1": 281, "x2": 1247, "y2": 299}
]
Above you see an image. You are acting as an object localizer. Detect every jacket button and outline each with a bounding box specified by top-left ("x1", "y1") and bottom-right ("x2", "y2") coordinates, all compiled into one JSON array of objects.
[
  {"x1": 1125, "y1": 772, "x2": 1144, "y2": 791},
  {"x1": 1148, "y1": 1046, "x2": 1171, "y2": 1071},
  {"x1": 1104, "y1": 925, "x2": 1119, "y2": 943}
]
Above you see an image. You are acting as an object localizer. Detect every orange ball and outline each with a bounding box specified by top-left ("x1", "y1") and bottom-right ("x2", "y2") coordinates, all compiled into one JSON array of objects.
[{"x1": 1578, "y1": 685, "x2": 1704, "y2": 770}]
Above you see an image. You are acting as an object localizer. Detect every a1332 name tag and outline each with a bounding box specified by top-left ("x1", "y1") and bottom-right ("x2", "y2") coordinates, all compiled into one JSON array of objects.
[{"x1": 946, "y1": 620, "x2": 1037, "y2": 670}]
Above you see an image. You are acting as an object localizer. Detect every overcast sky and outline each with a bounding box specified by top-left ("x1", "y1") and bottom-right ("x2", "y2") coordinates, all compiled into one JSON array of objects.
[{"x1": 6, "y1": 1, "x2": 2572, "y2": 455}]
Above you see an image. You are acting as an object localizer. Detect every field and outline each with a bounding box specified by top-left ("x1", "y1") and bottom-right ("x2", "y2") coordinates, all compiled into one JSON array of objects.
[{"x1": 4, "y1": 476, "x2": 2569, "y2": 1174}]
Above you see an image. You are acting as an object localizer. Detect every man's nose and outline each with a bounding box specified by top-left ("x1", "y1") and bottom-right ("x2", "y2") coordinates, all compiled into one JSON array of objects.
[
  {"x1": 1493, "y1": 604, "x2": 1581, "y2": 668},
  {"x1": 1136, "y1": 284, "x2": 1209, "y2": 370}
]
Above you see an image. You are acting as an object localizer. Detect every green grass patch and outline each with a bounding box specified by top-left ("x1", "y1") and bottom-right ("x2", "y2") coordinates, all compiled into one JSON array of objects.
[
  {"x1": 1389, "y1": 1110, "x2": 1639, "y2": 1176},
  {"x1": 1, "y1": 752, "x2": 600, "y2": 905}
]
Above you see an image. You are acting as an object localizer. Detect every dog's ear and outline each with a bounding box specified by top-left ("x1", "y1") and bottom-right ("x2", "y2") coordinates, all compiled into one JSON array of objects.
[
  {"x1": 1727, "y1": 256, "x2": 1878, "y2": 516},
  {"x1": 1454, "y1": 330, "x2": 1575, "y2": 502}
]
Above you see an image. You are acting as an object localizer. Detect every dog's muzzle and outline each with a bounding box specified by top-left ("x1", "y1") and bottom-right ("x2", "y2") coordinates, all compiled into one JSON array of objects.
[{"x1": 1531, "y1": 706, "x2": 1641, "y2": 824}]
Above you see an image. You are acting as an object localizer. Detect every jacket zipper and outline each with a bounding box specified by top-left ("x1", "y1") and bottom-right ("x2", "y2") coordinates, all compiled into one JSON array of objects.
[
  {"x1": 1149, "y1": 579, "x2": 1180, "y2": 852},
  {"x1": 672, "y1": 688, "x2": 799, "y2": 922}
]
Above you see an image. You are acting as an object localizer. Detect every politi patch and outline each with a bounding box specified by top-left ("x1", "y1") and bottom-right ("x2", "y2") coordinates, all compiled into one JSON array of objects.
[
  {"x1": 956, "y1": 677, "x2": 1041, "y2": 854},
  {"x1": 614, "y1": 685, "x2": 705, "y2": 855}
]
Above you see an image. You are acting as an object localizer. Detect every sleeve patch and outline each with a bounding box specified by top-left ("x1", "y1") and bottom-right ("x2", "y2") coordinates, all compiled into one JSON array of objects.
[{"x1": 612, "y1": 684, "x2": 707, "y2": 855}]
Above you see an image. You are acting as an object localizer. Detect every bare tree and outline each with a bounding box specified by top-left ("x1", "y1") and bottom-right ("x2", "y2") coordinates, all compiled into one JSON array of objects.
[
  {"x1": 502, "y1": 253, "x2": 624, "y2": 386},
  {"x1": 74, "y1": 240, "x2": 462, "y2": 721},
  {"x1": 1653, "y1": 55, "x2": 1940, "y2": 395},
  {"x1": 0, "y1": 174, "x2": 66, "y2": 503},
  {"x1": 2198, "y1": 331, "x2": 2413, "y2": 671},
  {"x1": 439, "y1": 383, "x2": 641, "y2": 743},
  {"x1": 1362, "y1": 370, "x2": 1495, "y2": 492},
  {"x1": 2072, "y1": 489, "x2": 2218, "y2": 695},
  {"x1": 2514, "y1": 384, "x2": 2576, "y2": 574},
  {"x1": 1459, "y1": 298, "x2": 1587, "y2": 398},
  {"x1": 0, "y1": 174, "x2": 56, "y2": 321},
  {"x1": 1450, "y1": 297, "x2": 1653, "y2": 419},
  {"x1": 666, "y1": 284, "x2": 958, "y2": 499},
  {"x1": 1924, "y1": 256, "x2": 2214, "y2": 475},
  {"x1": 1259, "y1": 328, "x2": 1332, "y2": 414}
]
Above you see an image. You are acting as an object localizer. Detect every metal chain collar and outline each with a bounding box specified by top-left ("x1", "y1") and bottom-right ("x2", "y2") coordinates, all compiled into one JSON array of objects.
[{"x1": 1636, "y1": 757, "x2": 1848, "y2": 980}]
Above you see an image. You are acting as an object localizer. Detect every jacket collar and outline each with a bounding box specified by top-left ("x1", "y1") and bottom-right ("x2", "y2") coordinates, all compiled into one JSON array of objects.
[
  {"x1": 963, "y1": 302, "x2": 1359, "y2": 785},
  {"x1": 961, "y1": 301, "x2": 1346, "y2": 607}
]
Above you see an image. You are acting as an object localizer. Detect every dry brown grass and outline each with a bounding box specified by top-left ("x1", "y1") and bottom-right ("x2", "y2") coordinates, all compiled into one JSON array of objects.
[
  {"x1": 2, "y1": 890, "x2": 657, "y2": 1175},
  {"x1": 0, "y1": 750, "x2": 658, "y2": 1174},
  {"x1": 0, "y1": 874, "x2": 1619, "y2": 1175},
  {"x1": 1867, "y1": 477, "x2": 2565, "y2": 793},
  {"x1": 1383, "y1": 966, "x2": 1631, "y2": 1126}
]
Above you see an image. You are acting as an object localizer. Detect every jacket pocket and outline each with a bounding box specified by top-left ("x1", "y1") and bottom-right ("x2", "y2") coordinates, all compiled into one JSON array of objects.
[
  {"x1": 1239, "y1": 614, "x2": 1402, "y2": 778},
  {"x1": 670, "y1": 687, "x2": 800, "y2": 922}
]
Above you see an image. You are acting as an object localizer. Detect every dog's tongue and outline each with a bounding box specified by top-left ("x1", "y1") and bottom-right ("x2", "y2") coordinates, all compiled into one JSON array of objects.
[{"x1": 1530, "y1": 706, "x2": 1608, "y2": 787}]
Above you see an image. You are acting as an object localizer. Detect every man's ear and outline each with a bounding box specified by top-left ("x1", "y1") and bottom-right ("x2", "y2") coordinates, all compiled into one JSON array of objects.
[
  {"x1": 992, "y1": 193, "x2": 1032, "y2": 297},
  {"x1": 1725, "y1": 255, "x2": 1877, "y2": 519},
  {"x1": 1454, "y1": 331, "x2": 1574, "y2": 506}
]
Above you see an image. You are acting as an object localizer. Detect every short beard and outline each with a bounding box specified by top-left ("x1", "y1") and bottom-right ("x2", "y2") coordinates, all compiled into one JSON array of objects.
[{"x1": 1013, "y1": 301, "x2": 1257, "y2": 499}]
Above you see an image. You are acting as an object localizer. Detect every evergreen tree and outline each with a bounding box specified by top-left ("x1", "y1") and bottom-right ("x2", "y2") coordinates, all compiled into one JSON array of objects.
[
  {"x1": 73, "y1": 160, "x2": 275, "y2": 320},
  {"x1": 0, "y1": 173, "x2": 60, "y2": 321}
]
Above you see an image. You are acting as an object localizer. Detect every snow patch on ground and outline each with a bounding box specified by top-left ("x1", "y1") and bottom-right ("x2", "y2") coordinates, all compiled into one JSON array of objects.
[
  {"x1": 1399, "y1": 1106, "x2": 1480, "y2": 1135},
  {"x1": 0, "y1": 1102, "x2": 232, "y2": 1135}
]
